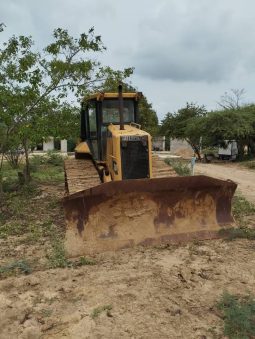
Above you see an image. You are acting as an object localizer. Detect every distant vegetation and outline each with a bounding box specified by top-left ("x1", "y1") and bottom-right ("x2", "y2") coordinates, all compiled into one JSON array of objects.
[{"x1": 160, "y1": 90, "x2": 255, "y2": 161}]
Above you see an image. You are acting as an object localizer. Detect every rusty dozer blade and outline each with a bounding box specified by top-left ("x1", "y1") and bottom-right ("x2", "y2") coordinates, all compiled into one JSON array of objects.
[{"x1": 63, "y1": 175, "x2": 237, "y2": 257}]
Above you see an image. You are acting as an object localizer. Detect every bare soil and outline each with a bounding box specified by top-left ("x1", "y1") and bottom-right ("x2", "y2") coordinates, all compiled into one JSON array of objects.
[
  {"x1": 195, "y1": 162, "x2": 255, "y2": 204},
  {"x1": 0, "y1": 163, "x2": 255, "y2": 339},
  {"x1": 2, "y1": 239, "x2": 255, "y2": 339}
]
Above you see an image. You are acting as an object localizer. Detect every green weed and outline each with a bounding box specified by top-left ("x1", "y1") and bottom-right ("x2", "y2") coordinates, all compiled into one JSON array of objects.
[
  {"x1": 219, "y1": 227, "x2": 255, "y2": 241},
  {"x1": 232, "y1": 195, "x2": 255, "y2": 226},
  {"x1": 0, "y1": 259, "x2": 32, "y2": 277},
  {"x1": 19, "y1": 182, "x2": 40, "y2": 197},
  {"x1": 0, "y1": 222, "x2": 25, "y2": 239},
  {"x1": 219, "y1": 194, "x2": 255, "y2": 240},
  {"x1": 76, "y1": 256, "x2": 96, "y2": 266},
  {"x1": 47, "y1": 238, "x2": 70, "y2": 269},
  {"x1": 40, "y1": 309, "x2": 53, "y2": 318},
  {"x1": 46, "y1": 151, "x2": 64, "y2": 166},
  {"x1": 30, "y1": 155, "x2": 47, "y2": 172},
  {"x1": 91, "y1": 305, "x2": 112, "y2": 319},
  {"x1": 31, "y1": 151, "x2": 64, "y2": 169},
  {"x1": 1, "y1": 163, "x2": 20, "y2": 192},
  {"x1": 32, "y1": 165, "x2": 64, "y2": 183},
  {"x1": 165, "y1": 158, "x2": 191, "y2": 176},
  {"x1": 47, "y1": 237, "x2": 97, "y2": 269},
  {"x1": 217, "y1": 292, "x2": 255, "y2": 339},
  {"x1": 241, "y1": 160, "x2": 255, "y2": 170}
]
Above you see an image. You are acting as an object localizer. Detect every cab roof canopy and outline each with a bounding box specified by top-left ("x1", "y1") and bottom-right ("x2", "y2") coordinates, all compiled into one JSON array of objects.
[{"x1": 83, "y1": 92, "x2": 142, "y2": 102}]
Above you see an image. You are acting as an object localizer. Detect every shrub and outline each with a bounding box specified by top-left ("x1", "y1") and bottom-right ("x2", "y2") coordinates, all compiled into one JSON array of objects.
[
  {"x1": 165, "y1": 158, "x2": 191, "y2": 176},
  {"x1": 30, "y1": 155, "x2": 47, "y2": 172},
  {"x1": 46, "y1": 151, "x2": 64, "y2": 166},
  {"x1": 232, "y1": 195, "x2": 255, "y2": 225}
]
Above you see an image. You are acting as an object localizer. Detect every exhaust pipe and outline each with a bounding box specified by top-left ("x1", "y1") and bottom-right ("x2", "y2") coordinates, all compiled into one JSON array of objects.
[{"x1": 118, "y1": 83, "x2": 124, "y2": 130}]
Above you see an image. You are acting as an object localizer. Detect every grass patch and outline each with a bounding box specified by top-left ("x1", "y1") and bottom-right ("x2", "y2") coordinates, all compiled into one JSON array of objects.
[
  {"x1": 31, "y1": 151, "x2": 65, "y2": 183},
  {"x1": 232, "y1": 195, "x2": 255, "y2": 226},
  {"x1": 47, "y1": 236, "x2": 70, "y2": 269},
  {"x1": 91, "y1": 305, "x2": 112, "y2": 319},
  {"x1": 240, "y1": 160, "x2": 255, "y2": 170},
  {"x1": 1, "y1": 163, "x2": 20, "y2": 191},
  {"x1": 0, "y1": 222, "x2": 26, "y2": 239},
  {"x1": 39, "y1": 309, "x2": 53, "y2": 318},
  {"x1": 76, "y1": 256, "x2": 96, "y2": 266},
  {"x1": 217, "y1": 292, "x2": 255, "y2": 339},
  {"x1": 31, "y1": 151, "x2": 65, "y2": 167},
  {"x1": 46, "y1": 150, "x2": 65, "y2": 166},
  {"x1": 0, "y1": 183, "x2": 42, "y2": 238},
  {"x1": 32, "y1": 165, "x2": 64, "y2": 183},
  {"x1": 219, "y1": 227, "x2": 255, "y2": 241},
  {"x1": 165, "y1": 158, "x2": 191, "y2": 176},
  {"x1": 48, "y1": 241, "x2": 96, "y2": 268},
  {"x1": 1, "y1": 152, "x2": 65, "y2": 190},
  {"x1": 219, "y1": 194, "x2": 255, "y2": 240},
  {"x1": 0, "y1": 259, "x2": 32, "y2": 277},
  {"x1": 47, "y1": 232, "x2": 96, "y2": 269}
]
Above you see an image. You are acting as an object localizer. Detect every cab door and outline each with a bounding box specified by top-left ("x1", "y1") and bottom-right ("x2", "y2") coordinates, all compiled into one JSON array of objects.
[{"x1": 87, "y1": 101, "x2": 99, "y2": 160}]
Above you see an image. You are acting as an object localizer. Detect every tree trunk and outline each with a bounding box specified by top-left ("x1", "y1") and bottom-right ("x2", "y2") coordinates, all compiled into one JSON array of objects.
[
  {"x1": 248, "y1": 138, "x2": 255, "y2": 157},
  {"x1": 187, "y1": 139, "x2": 202, "y2": 161},
  {"x1": 23, "y1": 140, "x2": 31, "y2": 183},
  {"x1": 237, "y1": 141, "x2": 245, "y2": 159},
  {"x1": 0, "y1": 151, "x2": 4, "y2": 198},
  {"x1": 193, "y1": 145, "x2": 202, "y2": 161}
]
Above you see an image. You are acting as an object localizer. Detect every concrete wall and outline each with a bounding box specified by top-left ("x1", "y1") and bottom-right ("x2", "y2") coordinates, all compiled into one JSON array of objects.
[
  {"x1": 43, "y1": 138, "x2": 68, "y2": 152},
  {"x1": 43, "y1": 137, "x2": 54, "y2": 151},
  {"x1": 60, "y1": 140, "x2": 68, "y2": 153}
]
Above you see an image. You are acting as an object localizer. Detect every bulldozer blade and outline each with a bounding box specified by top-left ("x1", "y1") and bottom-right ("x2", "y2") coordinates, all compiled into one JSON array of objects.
[{"x1": 63, "y1": 175, "x2": 237, "y2": 257}]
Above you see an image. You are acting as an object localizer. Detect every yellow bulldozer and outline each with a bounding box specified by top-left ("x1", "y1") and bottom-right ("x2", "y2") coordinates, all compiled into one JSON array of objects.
[{"x1": 63, "y1": 85, "x2": 237, "y2": 257}]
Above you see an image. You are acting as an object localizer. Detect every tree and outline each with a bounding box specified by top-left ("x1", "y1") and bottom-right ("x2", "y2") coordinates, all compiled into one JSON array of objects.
[
  {"x1": 138, "y1": 96, "x2": 159, "y2": 136},
  {"x1": 161, "y1": 103, "x2": 206, "y2": 159},
  {"x1": 0, "y1": 27, "x2": 133, "y2": 182},
  {"x1": 199, "y1": 106, "x2": 255, "y2": 158},
  {"x1": 218, "y1": 88, "x2": 245, "y2": 110},
  {"x1": 0, "y1": 122, "x2": 7, "y2": 194}
]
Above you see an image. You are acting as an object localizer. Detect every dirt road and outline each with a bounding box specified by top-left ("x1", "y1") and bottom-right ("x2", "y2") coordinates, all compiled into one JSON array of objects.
[{"x1": 195, "y1": 163, "x2": 255, "y2": 203}]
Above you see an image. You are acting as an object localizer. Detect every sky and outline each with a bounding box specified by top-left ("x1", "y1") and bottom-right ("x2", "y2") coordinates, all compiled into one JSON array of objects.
[{"x1": 1, "y1": 0, "x2": 255, "y2": 120}]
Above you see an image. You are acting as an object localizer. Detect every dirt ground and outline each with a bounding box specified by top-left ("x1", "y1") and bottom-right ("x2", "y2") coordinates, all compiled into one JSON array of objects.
[
  {"x1": 2, "y1": 239, "x2": 255, "y2": 339},
  {"x1": 0, "y1": 163, "x2": 255, "y2": 339},
  {"x1": 195, "y1": 162, "x2": 255, "y2": 204}
]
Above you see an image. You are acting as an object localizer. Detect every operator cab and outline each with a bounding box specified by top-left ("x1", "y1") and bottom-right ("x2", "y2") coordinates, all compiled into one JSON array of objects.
[{"x1": 80, "y1": 93, "x2": 140, "y2": 160}]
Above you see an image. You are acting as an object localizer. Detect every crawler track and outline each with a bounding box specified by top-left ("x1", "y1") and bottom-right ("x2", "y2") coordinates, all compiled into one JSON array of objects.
[
  {"x1": 64, "y1": 155, "x2": 176, "y2": 195},
  {"x1": 152, "y1": 154, "x2": 177, "y2": 178},
  {"x1": 64, "y1": 158, "x2": 101, "y2": 195}
]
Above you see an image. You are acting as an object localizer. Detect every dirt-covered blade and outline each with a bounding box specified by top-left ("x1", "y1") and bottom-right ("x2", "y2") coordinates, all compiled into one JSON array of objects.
[{"x1": 63, "y1": 175, "x2": 237, "y2": 257}]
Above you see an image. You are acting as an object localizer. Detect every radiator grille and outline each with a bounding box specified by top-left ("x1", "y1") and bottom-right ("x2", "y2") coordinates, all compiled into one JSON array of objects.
[{"x1": 121, "y1": 137, "x2": 149, "y2": 179}]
